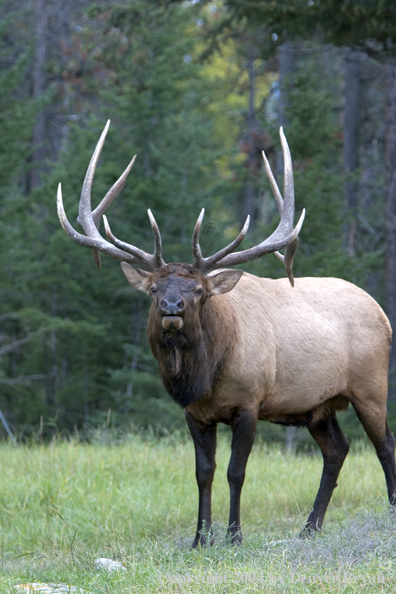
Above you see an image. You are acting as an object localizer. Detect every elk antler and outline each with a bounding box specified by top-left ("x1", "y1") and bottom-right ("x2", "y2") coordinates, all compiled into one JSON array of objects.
[
  {"x1": 191, "y1": 127, "x2": 305, "y2": 286},
  {"x1": 58, "y1": 123, "x2": 303, "y2": 282},
  {"x1": 57, "y1": 120, "x2": 166, "y2": 271}
]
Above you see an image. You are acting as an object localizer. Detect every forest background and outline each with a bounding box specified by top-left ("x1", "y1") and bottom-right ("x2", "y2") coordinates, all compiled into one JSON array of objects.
[{"x1": 1, "y1": 0, "x2": 396, "y2": 445}]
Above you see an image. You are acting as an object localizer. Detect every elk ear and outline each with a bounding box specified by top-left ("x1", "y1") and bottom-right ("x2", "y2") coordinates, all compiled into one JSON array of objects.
[
  {"x1": 205, "y1": 269, "x2": 244, "y2": 297},
  {"x1": 121, "y1": 262, "x2": 153, "y2": 294}
]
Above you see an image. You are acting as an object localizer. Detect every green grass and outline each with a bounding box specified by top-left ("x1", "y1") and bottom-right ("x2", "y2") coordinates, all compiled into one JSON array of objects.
[{"x1": 1, "y1": 434, "x2": 396, "y2": 592}]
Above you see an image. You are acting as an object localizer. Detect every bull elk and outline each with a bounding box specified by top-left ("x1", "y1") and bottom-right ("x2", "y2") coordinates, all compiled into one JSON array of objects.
[{"x1": 57, "y1": 121, "x2": 396, "y2": 547}]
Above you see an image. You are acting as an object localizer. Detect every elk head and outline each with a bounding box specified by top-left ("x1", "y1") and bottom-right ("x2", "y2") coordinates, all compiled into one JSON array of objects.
[
  {"x1": 119, "y1": 262, "x2": 243, "y2": 334},
  {"x1": 57, "y1": 121, "x2": 305, "y2": 322}
]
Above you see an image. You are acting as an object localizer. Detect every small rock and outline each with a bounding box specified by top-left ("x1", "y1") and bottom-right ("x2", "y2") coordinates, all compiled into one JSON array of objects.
[
  {"x1": 14, "y1": 584, "x2": 86, "y2": 593},
  {"x1": 94, "y1": 558, "x2": 126, "y2": 572}
]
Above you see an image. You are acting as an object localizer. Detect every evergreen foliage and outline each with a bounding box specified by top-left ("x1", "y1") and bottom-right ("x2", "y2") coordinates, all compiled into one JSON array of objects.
[
  {"x1": 0, "y1": 0, "x2": 243, "y2": 434},
  {"x1": 0, "y1": 0, "x2": 391, "y2": 439},
  {"x1": 224, "y1": 0, "x2": 396, "y2": 55}
]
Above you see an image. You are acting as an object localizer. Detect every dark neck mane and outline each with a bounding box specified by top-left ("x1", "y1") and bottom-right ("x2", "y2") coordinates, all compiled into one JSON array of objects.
[{"x1": 148, "y1": 302, "x2": 227, "y2": 408}]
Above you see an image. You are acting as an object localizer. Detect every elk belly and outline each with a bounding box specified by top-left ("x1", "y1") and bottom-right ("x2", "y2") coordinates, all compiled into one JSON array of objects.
[{"x1": 161, "y1": 316, "x2": 184, "y2": 331}]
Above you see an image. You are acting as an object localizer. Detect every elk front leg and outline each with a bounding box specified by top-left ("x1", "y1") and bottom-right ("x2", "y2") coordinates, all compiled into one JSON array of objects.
[
  {"x1": 227, "y1": 409, "x2": 257, "y2": 544},
  {"x1": 185, "y1": 411, "x2": 217, "y2": 548}
]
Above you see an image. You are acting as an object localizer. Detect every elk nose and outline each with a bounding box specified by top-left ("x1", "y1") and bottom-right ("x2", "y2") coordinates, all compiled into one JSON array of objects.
[{"x1": 160, "y1": 296, "x2": 185, "y2": 315}]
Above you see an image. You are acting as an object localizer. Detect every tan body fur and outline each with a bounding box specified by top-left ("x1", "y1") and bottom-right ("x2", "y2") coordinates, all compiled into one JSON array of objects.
[{"x1": 187, "y1": 273, "x2": 391, "y2": 434}]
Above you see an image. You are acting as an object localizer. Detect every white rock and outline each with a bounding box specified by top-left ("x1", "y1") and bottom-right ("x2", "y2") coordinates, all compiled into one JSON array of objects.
[
  {"x1": 94, "y1": 558, "x2": 126, "y2": 572},
  {"x1": 14, "y1": 584, "x2": 86, "y2": 593}
]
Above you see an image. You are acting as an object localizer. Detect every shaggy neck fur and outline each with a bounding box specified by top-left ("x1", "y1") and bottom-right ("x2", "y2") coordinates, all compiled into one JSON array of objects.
[{"x1": 148, "y1": 302, "x2": 227, "y2": 408}]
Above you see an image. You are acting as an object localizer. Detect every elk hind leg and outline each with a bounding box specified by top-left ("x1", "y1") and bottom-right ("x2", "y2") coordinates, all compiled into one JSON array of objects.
[
  {"x1": 353, "y1": 402, "x2": 396, "y2": 504},
  {"x1": 304, "y1": 412, "x2": 350, "y2": 533}
]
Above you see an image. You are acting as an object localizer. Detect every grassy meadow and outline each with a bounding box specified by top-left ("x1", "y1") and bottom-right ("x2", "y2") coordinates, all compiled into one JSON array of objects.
[{"x1": 1, "y1": 432, "x2": 396, "y2": 593}]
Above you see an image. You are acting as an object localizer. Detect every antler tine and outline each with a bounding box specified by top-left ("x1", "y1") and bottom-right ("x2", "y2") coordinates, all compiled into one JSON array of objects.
[
  {"x1": 191, "y1": 127, "x2": 304, "y2": 285},
  {"x1": 262, "y1": 149, "x2": 283, "y2": 215},
  {"x1": 274, "y1": 237, "x2": 299, "y2": 287},
  {"x1": 103, "y1": 212, "x2": 166, "y2": 270},
  {"x1": 148, "y1": 209, "x2": 166, "y2": 268},
  {"x1": 192, "y1": 209, "x2": 205, "y2": 266},
  {"x1": 193, "y1": 211, "x2": 251, "y2": 271},
  {"x1": 279, "y1": 126, "x2": 295, "y2": 233},
  {"x1": 76, "y1": 119, "x2": 111, "y2": 268},
  {"x1": 57, "y1": 120, "x2": 166, "y2": 272},
  {"x1": 271, "y1": 127, "x2": 298, "y2": 284},
  {"x1": 77, "y1": 120, "x2": 110, "y2": 238},
  {"x1": 91, "y1": 154, "x2": 137, "y2": 229},
  {"x1": 268, "y1": 127, "x2": 298, "y2": 283}
]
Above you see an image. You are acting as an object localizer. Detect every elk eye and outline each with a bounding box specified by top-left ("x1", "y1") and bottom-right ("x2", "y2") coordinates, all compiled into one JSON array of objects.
[
  {"x1": 195, "y1": 287, "x2": 203, "y2": 296},
  {"x1": 151, "y1": 286, "x2": 157, "y2": 294}
]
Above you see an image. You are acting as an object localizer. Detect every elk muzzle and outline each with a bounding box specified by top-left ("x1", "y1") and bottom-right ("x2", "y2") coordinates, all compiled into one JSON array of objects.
[{"x1": 160, "y1": 295, "x2": 185, "y2": 331}]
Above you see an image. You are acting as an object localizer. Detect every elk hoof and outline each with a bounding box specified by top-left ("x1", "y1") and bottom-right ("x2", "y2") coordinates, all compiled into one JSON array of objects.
[
  {"x1": 227, "y1": 529, "x2": 243, "y2": 545},
  {"x1": 191, "y1": 535, "x2": 211, "y2": 549},
  {"x1": 300, "y1": 524, "x2": 320, "y2": 538}
]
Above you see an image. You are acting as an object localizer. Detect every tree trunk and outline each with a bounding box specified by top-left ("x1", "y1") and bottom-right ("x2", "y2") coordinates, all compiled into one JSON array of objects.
[
  {"x1": 51, "y1": 0, "x2": 73, "y2": 156},
  {"x1": 278, "y1": 42, "x2": 294, "y2": 126},
  {"x1": 30, "y1": 0, "x2": 48, "y2": 190},
  {"x1": 241, "y1": 54, "x2": 257, "y2": 227},
  {"x1": 276, "y1": 42, "x2": 294, "y2": 177},
  {"x1": 344, "y1": 49, "x2": 361, "y2": 258},
  {"x1": 47, "y1": 291, "x2": 58, "y2": 409},
  {"x1": 385, "y1": 62, "x2": 396, "y2": 402}
]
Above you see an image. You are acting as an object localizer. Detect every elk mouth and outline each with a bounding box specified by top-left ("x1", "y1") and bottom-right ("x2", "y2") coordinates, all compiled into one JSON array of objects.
[{"x1": 161, "y1": 315, "x2": 184, "y2": 331}]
